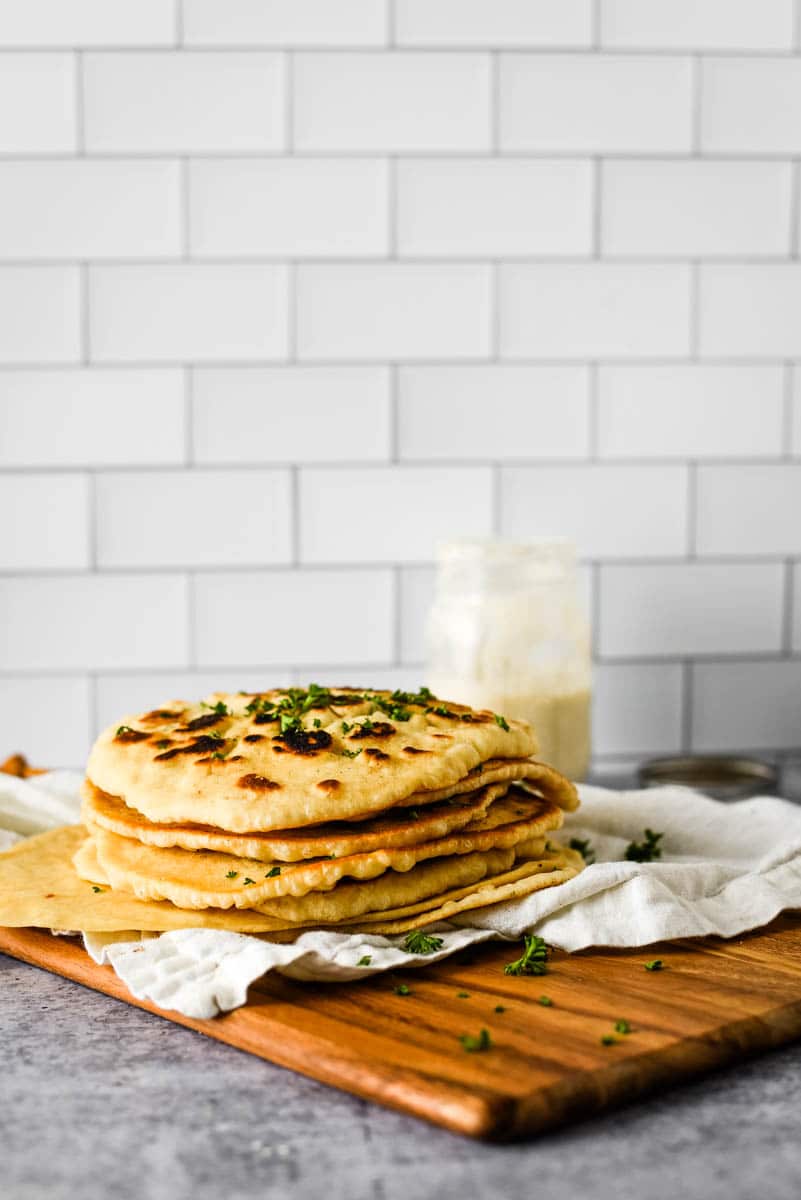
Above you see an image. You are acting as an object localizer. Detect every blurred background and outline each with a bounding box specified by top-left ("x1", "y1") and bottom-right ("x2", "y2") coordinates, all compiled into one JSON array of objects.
[{"x1": 0, "y1": 1, "x2": 799, "y2": 778}]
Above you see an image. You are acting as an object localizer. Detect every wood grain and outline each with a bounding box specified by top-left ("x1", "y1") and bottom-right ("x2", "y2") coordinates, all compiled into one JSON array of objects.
[{"x1": 4, "y1": 919, "x2": 801, "y2": 1140}]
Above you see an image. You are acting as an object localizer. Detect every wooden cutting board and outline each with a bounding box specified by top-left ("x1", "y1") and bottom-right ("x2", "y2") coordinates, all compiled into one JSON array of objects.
[{"x1": 4, "y1": 917, "x2": 801, "y2": 1141}]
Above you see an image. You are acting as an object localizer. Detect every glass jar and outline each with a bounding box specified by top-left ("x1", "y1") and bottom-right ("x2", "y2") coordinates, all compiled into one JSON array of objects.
[{"x1": 425, "y1": 538, "x2": 592, "y2": 780}]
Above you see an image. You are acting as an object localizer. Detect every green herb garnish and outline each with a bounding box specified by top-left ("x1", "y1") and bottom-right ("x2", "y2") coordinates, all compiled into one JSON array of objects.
[
  {"x1": 538, "y1": 995, "x2": 553, "y2": 1006},
  {"x1": 403, "y1": 931, "x2": 444, "y2": 955},
  {"x1": 394, "y1": 983, "x2": 410, "y2": 996},
  {"x1": 504, "y1": 934, "x2": 548, "y2": 976},
  {"x1": 460, "y1": 1029, "x2": 492, "y2": 1053},
  {"x1": 357, "y1": 955, "x2": 372, "y2": 967},
  {"x1": 265, "y1": 866, "x2": 281, "y2": 878},
  {"x1": 625, "y1": 828, "x2": 664, "y2": 863},
  {"x1": 645, "y1": 959, "x2": 664, "y2": 972},
  {"x1": 91, "y1": 885, "x2": 104, "y2": 893},
  {"x1": 155, "y1": 738, "x2": 170, "y2": 749},
  {"x1": 614, "y1": 1019, "x2": 631, "y2": 1034},
  {"x1": 494, "y1": 713, "x2": 510, "y2": 732},
  {"x1": 494, "y1": 1005, "x2": 506, "y2": 1013},
  {"x1": 243, "y1": 877, "x2": 256, "y2": 886},
  {"x1": 457, "y1": 991, "x2": 470, "y2": 999},
  {"x1": 569, "y1": 836, "x2": 596, "y2": 864},
  {"x1": 340, "y1": 747, "x2": 362, "y2": 759},
  {"x1": 202, "y1": 700, "x2": 229, "y2": 716},
  {"x1": 225, "y1": 870, "x2": 238, "y2": 879},
  {"x1": 601, "y1": 1035, "x2": 617, "y2": 1046},
  {"x1": 116, "y1": 725, "x2": 134, "y2": 736}
]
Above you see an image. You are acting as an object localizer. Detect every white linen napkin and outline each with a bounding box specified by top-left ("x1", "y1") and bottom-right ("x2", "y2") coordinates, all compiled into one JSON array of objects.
[{"x1": 2, "y1": 770, "x2": 800, "y2": 1020}]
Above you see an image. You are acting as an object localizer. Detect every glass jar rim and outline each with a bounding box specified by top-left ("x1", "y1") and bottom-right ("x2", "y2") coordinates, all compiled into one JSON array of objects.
[{"x1": 436, "y1": 537, "x2": 577, "y2": 566}]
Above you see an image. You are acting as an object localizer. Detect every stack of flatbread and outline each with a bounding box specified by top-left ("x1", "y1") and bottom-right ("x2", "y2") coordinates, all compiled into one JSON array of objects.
[{"x1": 67, "y1": 685, "x2": 583, "y2": 936}]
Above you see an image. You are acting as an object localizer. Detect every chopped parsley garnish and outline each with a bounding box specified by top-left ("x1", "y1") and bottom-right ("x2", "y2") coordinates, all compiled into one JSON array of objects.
[
  {"x1": 460, "y1": 1029, "x2": 492, "y2": 1053},
  {"x1": 313, "y1": 718, "x2": 321, "y2": 729},
  {"x1": 600, "y1": 1035, "x2": 617, "y2": 1046},
  {"x1": 569, "y1": 836, "x2": 596, "y2": 864},
  {"x1": 340, "y1": 747, "x2": 362, "y2": 759},
  {"x1": 403, "y1": 931, "x2": 444, "y2": 955},
  {"x1": 155, "y1": 739, "x2": 170, "y2": 749},
  {"x1": 625, "y1": 828, "x2": 664, "y2": 863},
  {"x1": 91, "y1": 885, "x2": 104, "y2": 893},
  {"x1": 202, "y1": 700, "x2": 229, "y2": 716},
  {"x1": 614, "y1": 1019, "x2": 631, "y2": 1034},
  {"x1": 426, "y1": 703, "x2": 456, "y2": 719},
  {"x1": 494, "y1": 1005, "x2": 506, "y2": 1013},
  {"x1": 408, "y1": 809, "x2": 420, "y2": 820},
  {"x1": 645, "y1": 959, "x2": 664, "y2": 972},
  {"x1": 265, "y1": 866, "x2": 281, "y2": 878},
  {"x1": 457, "y1": 991, "x2": 470, "y2": 998},
  {"x1": 538, "y1": 995, "x2": 553, "y2": 1007},
  {"x1": 242, "y1": 877, "x2": 256, "y2": 886},
  {"x1": 341, "y1": 721, "x2": 351, "y2": 734},
  {"x1": 494, "y1": 713, "x2": 510, "y2": 732},
  {"x1": 504, "y1": 934, "x2": 548, "y2": 977},
  {"x1": 357, "y1": 955, "x2": 372, "y2": 967},
  {"x1": 211, "y1": 751, "x2": 227, "y2": 760},
  {"x1": 394, "y1": 983, "x2": 410, "y2": 996},
  {"x1": 116, "y1": 725, "x2": 134, "y2": 736},
  {"x1": 225, "y1": 870, "x2": 238, "y2": 879},
  {"x1": 391, "y1": 687, "x2": 434, "y2": 707}
]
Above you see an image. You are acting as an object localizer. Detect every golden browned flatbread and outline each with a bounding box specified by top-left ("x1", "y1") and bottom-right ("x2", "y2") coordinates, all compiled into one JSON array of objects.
[
  {"x1": 80, "y1": 777, "x2": 511, "y2": 861},
  {"x1": 86, "y1": 685, "x2": 539, "y2": 831},
  {"x1": 80, "y1": 789, "x2": 561, "y2": 910}
]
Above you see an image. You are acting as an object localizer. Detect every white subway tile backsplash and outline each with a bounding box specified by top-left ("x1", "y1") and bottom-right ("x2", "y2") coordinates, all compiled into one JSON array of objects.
[
  {"x1": 500, "y1": 264, "x2": 691, "y2": 360},
  {"x1": 192, "y1": 367, "x2": 391, "y2": 464},
  {"x1": 500, "y1": 55, "x2": 692, "y2": 152},
  {"x1": 397, "y1": 159, "x2": 593, "y2": 257},
  {"x1": 601, "y1": 0, "x2": 795, "y2": 51},
  {"x1": 293, "y1": 53, "x2": 491, "y2": 152},
  {"x1": 96, "y1": 671, "x2": 294, "y2": 731},
  {"x1": 0, "y1": 160, "x2": 181, "y2": 260},
  {"x1": 699, "y1": 266, "x2": 801, "y2": 358},
  {"x1": 0, "y1": 53, "x2": 75, "y2": 151},
  {"x1": 399, "y1": 565, "x2": 435, "y2": 664},
  {"x1": 184, "y1": 0, "x2": 387, "y2": 46},
  {"x1": 0, "y1": 1, "x2": 175, "y2": 47},
  {"x1": 0, "y1": 268, "x2": 80, "y2": 364},
  {"x1": 794, "y1": 370, "x2": 801, "y2": 456},
  {"x1": 0, "y1": 574, "x2": 189, "y2": 670},
  {"x1": 602, "y1": 161, "x2": 792, "y2": 258},
  {"x1": 702, "y1": 59, "x2": 801, "y2": 154},
  {"x1": 593, "y1": 663, "x2": 683, "y2": 756},
  {"x1": 0, "y1": 369, "x2": 185, "y2": 467},
  {"x1": 792, "y1": 565, "x2": 801, "y2": 652},
  {"x1": 597, "y1": 366, "x2": 785, "y2": 459},
  {"x1": 96, "y1": 469, "x2": 292, "y2": 569},
  {"x1": 0, "y1": 474, "x2": 89, "y2": 570},
  {"x1": 0, "y1": 676, "x2": 90, "y2": 769},
  {"x1": 500, "y1": 465, "x2": 688, "y2": 558},
  {"x1": 396, "y1": 0, "x2": 592, "y2": 47},
  {"x1": 189, "y1": 159, "x2": 388, "y2": 258},
  {"x1": 89, "y1": 265, "x2": 289, "y2": 363},
  {"x1": 300, "y1": 467, "x2": 493, "y2": 563},
  {"x1": 297, "y1": 264, "x2": 491, "y2": 361},
  {"x1": 291, "y1": 665, "x2": 428, "y2": 692},
  {"x1": 600, "y1": 563, "x2": 784, "y2": 657},
  {"x1": 696, "y1": 465, "x2": 801, "y2": 557},
  {"x1": 692, "y1": 660, "x2": 801, "y2": 751},
  {"x1": 195, "y1": 570, "x2": 394, "y2": 666},
  {"x1": 398, "y1": 366, "x2": 590, "y2": 460},
  {"x1": 84, "y1": 52, "x2": 285, "y2": 153}
]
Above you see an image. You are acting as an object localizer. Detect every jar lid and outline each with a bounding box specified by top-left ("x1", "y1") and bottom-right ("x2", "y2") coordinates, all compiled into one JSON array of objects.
[{"x1": 638, "y1": 755, "x2": 778, "y2": 801}]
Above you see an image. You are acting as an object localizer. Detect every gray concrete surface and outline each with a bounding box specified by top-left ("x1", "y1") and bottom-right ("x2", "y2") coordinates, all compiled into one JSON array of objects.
[{"x1": 3, "y1": 952, "x2": 801, "y2": 1200}]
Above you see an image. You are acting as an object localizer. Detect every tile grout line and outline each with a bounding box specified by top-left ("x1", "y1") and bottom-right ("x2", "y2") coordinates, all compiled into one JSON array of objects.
[
  {"x1": 783, "y1": 559, "x2": 796, "y2": 653},
  {"x1": 681, "y1": 660, "x2": 693, "y2": 752},
  {"x1": 782, "y1": 362, "x2": 795, "y2": 457},
  {"x1": 686, "y1": 461, "x2": 698, "y2": 558}
]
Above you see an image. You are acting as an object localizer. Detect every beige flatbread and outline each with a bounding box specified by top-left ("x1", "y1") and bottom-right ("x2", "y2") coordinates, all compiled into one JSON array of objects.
[
  {"x1": 414, "y1": 756, "x2": 579, "y2": 813},
  {"x1": 86, "y1": 686, "x2": 538, "y2": 831},
  {"x1": 80, "y1": 777, "x2": 512, "y2": 862},
  {"x1": 81, "y1": 790, "x2": 561, "y2": 910}
]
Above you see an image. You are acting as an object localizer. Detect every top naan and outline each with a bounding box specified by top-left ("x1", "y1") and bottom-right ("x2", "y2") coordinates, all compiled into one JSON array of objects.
[{"x1": 87, "y1": 685, "x2": 539, "y2": 832}]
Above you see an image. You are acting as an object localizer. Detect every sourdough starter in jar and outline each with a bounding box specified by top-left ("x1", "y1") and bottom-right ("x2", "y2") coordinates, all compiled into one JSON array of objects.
[{"x1": 426, "y1": 539, "x2": 591, "y2": 781}]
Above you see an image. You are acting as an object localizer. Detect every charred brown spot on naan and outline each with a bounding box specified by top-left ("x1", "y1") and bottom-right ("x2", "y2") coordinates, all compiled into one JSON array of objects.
[
  {"x1": 114, "y1": 728, "x2": 149, "y2": 744},
  {"x1": 243, "y1": 734, "x2": 264, "y2": 743},
  {"x1": 238, "y1": 773, "x2": 280, "y2": 791},
  {"x1": 180, "y1": 712, "x2": 225, "y2": 733},
  {"x1": 347, "y1": 721, "x2": 394, "y2": 741},
  {"x1": 140, "y1": 708, "x2": 184, "y2": 724},
  {"x1": 273, "y1": 728, "x2": 333, "y2": 756},
  {"x1": 363, "y1": 747, "x2": 390, "y2": 762},
  {"x1": 403, "y1": 746, "x2": 431, "y2": 755},
  {"x1": 253, "y1": 712, "x2": 279, "y2": 725},
  {"x1": 317, "y1": 779, "x2": 340, "y2": 793},
  {"x1": 155, "y1": 734, "x2": 224, "y2": 761}
]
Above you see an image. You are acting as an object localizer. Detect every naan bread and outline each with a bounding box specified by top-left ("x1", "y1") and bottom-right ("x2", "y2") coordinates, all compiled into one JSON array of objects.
[
  {"x1": 80, "y1": 777, "x2": 511, "y2": 861},
  {"x1": 82, "y1": 790, "x2": 561, "y2": 909},
  {"x1": 86, "y1": 686, "x2": 538, "y2": 831}
]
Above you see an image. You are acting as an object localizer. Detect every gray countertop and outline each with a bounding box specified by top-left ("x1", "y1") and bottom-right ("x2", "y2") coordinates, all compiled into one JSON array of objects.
[{"x1": 4, "y1": 951, "x2": 801, "y2": 1200}]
